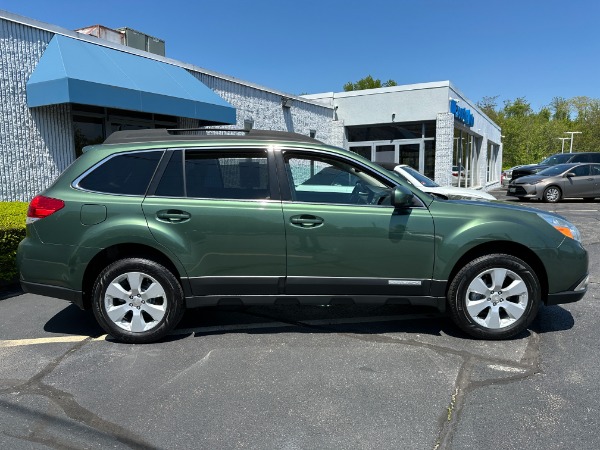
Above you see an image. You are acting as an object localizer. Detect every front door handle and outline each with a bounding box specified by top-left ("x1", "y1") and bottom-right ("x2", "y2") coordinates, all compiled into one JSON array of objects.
[
  {"x1": 290, "y1": 215, "x2": 324, "y2": 228},
  {"x1": 156, "y1": 209, "x2": 191, "y2": 223}
]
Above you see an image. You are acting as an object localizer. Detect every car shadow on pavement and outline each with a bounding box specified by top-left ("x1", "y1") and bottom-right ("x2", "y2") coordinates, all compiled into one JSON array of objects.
[
  {"x1": 41, "y1": 303, "x2": 575, "y2": 342},
  {"x1": 44, "y1": 305, "x2": 104, "y2": 337}
]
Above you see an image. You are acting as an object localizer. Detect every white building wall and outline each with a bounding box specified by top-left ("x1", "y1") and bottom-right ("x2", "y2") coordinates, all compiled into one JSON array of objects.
[
  {"x1": 0, "y1": 19, "x2": 75, "y2": 201},
  {"x1": 191, "y1": 73, "x2": 334, "y2": 144},
  {"x1": 303, "y1": 83, "x2": 452, "y2": 126}
]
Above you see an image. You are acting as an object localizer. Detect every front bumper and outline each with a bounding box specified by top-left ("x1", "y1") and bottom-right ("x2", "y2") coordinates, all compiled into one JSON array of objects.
[
  {"x1": 506, "y1": 184, "x2": 539, "y2": 198},
  {"x1": 545, "y1": 274, "x2": 589, "y2": 306}
]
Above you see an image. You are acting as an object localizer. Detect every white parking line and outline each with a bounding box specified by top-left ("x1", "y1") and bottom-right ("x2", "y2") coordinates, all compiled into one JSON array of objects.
[{"x1": 0, "y1": 335, "x2": 88, "y2": 348}]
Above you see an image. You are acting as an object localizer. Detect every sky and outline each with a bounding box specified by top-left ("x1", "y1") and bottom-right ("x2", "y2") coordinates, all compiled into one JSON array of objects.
[{"x1": 1, "y1": 0, "x2": 598, "y2": 111}]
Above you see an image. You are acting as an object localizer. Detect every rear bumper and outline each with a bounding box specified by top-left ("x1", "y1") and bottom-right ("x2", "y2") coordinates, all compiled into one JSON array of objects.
[{"x1": 20, "y1": 280, "x2": 85, "y2": 309}]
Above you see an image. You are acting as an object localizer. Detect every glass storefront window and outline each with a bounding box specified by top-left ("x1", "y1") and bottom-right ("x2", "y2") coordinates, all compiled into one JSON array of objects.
[
  {"x1": 347, "y1": 121, "x2": 435, "y2": 142},
  {"x1": 453, "y1": 128, "x2": 474, "y2": 187},
  {"x1": 424, "y1": 141, "x2": 435, "y2": 179},
  {"x1": 399, "y1": 143, "x2": 419, "y2": 169},
  {"x1": 375, "y1": 145, "x2": 395, "y2": 163},
  {"x1": 349, "y1": 146, "x2": 372, "y2": 160},
  {"x1": 73, "y1": 116, "x2": 104, "y2": 157},
  {"x1": 72, "y1": 105, "x2": 178, "y2": 158}
]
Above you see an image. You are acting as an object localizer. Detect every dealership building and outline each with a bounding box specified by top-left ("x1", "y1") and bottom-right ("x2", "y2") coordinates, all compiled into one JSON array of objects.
[{"x1": 0, "y1": 9, "x2": 501, "y2": 202}]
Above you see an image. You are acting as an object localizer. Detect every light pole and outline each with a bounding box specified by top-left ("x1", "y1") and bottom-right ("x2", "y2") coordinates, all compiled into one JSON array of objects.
[
  {"x1": 564, "y1": 131, "x2": 582, "y2": 153},
  {"x1": 557, "y1": 137, "x2": 569, "y2": 153}
]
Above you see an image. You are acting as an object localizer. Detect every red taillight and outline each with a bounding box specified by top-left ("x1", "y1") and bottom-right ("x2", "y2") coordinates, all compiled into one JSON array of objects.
[{"x1": 27, "y1": 195, "x2": 65, "y2": 222}]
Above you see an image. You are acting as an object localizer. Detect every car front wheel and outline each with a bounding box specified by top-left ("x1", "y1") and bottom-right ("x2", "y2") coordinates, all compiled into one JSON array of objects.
[
  {"x1": 447, "y1": 254, "x2": 541, "y2": 339},
  {"x1": 543, "y1": 186, "x2": 562, "y2": 203},
  {"x1": 92, "y1": 258, "x2": 184, "y2": 343}
]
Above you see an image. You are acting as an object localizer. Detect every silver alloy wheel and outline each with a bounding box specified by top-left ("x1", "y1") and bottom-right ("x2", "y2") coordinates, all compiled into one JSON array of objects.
[
  {"x1": 545, "y1": 187, "x2": 561, "y2": 202},
  {"x1": 104, "y1": 271, "x2": 168, "y2": 333},
  {"x1": 465, "y1": 267, "x2": 529, "y2": 329}
]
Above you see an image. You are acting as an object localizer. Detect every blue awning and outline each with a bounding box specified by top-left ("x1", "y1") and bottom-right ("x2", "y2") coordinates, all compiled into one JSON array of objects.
[{"x1": 26, "y1": 35, "x2": 236, "y2": 124}]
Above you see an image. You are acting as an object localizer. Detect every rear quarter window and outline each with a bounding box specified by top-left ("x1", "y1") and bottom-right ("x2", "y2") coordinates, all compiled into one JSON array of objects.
[{"x1": 77, "y1": 151, "x2": 163, "y2": 195}]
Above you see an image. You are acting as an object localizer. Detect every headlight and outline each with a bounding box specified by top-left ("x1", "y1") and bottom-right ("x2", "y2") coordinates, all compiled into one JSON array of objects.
[
  {"x1": 537, "y1": 213, "x2": 581, "y2": 241},
  {"x1": 528, "y1": 179, "x2": 544, "y2": 185}
]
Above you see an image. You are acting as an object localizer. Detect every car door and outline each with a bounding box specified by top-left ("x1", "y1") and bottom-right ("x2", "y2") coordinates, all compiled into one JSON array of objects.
[
  {"x1": 563, "y1": 164, "x2": 593, "y2": 198},
  {"x1": 591, "y1": 164, "x2": 600, "y2": 197},
  {"x1": 278, "y1": 149, "x2": 435, "y2": 296},
  {"x1": 142, "y1": 148, "x2": 286, "y2": 297}
]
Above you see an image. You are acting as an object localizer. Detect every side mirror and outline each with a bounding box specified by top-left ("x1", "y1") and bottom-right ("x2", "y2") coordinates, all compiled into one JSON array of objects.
[
  {"x1": 565, "y1": 172, "x2": 575, "y2": 178},
  {"x1": 391, "y1": 186, "x2": 414, "y2": 208}
]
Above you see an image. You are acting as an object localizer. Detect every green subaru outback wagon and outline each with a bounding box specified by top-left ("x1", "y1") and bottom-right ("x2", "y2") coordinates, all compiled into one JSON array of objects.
[{"x1": 17, "y1": 129, "x2": 588, "y2": 343}]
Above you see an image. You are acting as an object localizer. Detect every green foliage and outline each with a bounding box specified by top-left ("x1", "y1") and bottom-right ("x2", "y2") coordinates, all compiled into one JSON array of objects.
[
  {"x1": 0, "y1": 202, "x2": 28, "y2": 283},
  {"x1": 343, "y1": 75, "x2": 398, "y2": 92},
  {"x1": 479, "y1": 95, "x2": 600, "y2": 169}
]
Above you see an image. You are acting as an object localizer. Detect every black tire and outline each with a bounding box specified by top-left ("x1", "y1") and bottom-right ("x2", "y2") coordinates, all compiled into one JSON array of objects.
[
  {"x1": 92, "y1": 258, "x2": 184, "y2": 343},
  {"x1": 447, "y1": 254, "x2": 541, "y2": 340},
  {"x1": 543, "y1": 186, "x2": 562, "y2": 203}
]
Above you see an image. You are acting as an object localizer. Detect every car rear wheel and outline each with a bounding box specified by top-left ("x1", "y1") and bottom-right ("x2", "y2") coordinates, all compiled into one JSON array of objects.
[
  {"x1": 543, "y1": 186, "x2": 562, "y2": 203},
  {"x1": 92, "y1": 258, "x2": 184, "y2": 343},
  {"x1": 447, "y1": 254, "x2": 541, "y2": 340}
]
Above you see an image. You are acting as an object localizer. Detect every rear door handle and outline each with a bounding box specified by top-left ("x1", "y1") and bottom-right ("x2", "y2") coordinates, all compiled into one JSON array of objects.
[
  {"x1": 290, "y1": 215, "x2": 324, "y2": 228},
  {"x1": 156, "y1": 209, "x2": 191, "y2": 223}
]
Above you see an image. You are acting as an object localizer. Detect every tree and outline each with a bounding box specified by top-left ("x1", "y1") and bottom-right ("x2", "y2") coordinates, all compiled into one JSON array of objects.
[
  {"x1": 477, "y1": 96, "x2": 501, "y2": 123},
  {"x1": 503, "y1": 97, "x2": 532, "y2": 118},
  {"x1": 343, "y1": 75, "x2": 397, "y2": 91},
  {"x1": 549, "y1": 97, "x2": 571, "y2": 121}
]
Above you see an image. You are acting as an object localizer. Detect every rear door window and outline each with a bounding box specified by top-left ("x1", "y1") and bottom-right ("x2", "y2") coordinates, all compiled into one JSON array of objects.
[
  {"x1": 185, "y1": 151, "x2": 270, "y2": 200},
  {"x1": 152, "y1": 149, "x2": 272, "y2": 200},
  {"x1": 77, "y1": 151, "x2": 163, "y2": 195}
]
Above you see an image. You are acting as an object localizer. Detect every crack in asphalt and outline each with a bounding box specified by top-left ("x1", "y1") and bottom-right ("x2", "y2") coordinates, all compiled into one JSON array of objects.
[
  {"x1": 243, "y1": 309, "x2": 543, "y2": 450},
  {"x1": 0, "y1": 337, "x2": 158, "y2": 450}
]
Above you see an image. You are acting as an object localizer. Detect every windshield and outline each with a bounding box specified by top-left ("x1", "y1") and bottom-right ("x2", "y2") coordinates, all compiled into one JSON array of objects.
[
  {"x1": 537, "y1": 164, "x2": 573, "y2": 176},
  {"x1": 401, "y1": 166, "x2": 439, "y2": 187},
  {"x1": 539, "y1": 154, "x2": 572, "y2": 165}
]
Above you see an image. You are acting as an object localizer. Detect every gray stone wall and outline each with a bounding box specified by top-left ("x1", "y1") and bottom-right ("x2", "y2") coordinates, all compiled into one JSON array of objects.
[
  {"x1": 434, "y1": 113, "x2": 455, "y2": 186},
  {"x1": 0, "y1": 19, "x2": 74, "y2": 201},
  {"x1": 190, "y1": 72, "x2": 334, "y2": 145},
  {"x1": 329, "y1": 120, "x2": 346, "y2": 149}
]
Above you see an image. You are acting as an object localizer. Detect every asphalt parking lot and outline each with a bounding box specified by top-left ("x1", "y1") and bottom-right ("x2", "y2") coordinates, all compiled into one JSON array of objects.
[{"x1": 1, "y1": 189, "x2": 598, "y2": 450}]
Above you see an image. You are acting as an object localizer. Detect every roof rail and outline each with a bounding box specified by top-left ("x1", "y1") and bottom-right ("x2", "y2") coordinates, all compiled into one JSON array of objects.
[{"x1": 103, "y1": 128, "x2": 322, "y2": 145}]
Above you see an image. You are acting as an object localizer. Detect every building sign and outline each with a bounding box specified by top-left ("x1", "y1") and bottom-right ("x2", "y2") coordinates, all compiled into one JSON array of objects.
[{"x1": 450, "y1": 100, "x2": 474, "y2": 127}]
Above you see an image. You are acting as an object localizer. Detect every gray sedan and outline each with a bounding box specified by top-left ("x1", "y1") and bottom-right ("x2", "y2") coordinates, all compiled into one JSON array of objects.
[{"x1": 507, "y1": 163, "x2": 600, "y2": 202}]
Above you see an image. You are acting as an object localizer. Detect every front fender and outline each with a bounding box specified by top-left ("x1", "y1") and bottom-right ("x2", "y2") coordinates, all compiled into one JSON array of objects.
[{"x1": 429, "y1": 201, "x2": 565, "y2": 281}]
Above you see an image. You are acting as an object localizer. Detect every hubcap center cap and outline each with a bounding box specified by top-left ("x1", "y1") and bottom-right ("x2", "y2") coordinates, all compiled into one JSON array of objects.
[{"x1": 132, "y1": 298, "x2": 142, "y2": 307}]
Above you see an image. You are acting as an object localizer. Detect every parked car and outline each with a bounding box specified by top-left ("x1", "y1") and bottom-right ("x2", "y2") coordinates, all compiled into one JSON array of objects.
[
  {"x1": 377, "y1": 162, "x2": 495, "y2": 200},
  {"x1": 18, "y1": 128, "x2": 588, "y2": 343},
  {"x1": 508, "y1": 163, "x2": 600, "y2": 202},
  {"x1": 501, "y1": 165, "x2": 523, "y2": 186},
  {"x1": 511, "y1": 152, "x2": 600, "y2": 182}
]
